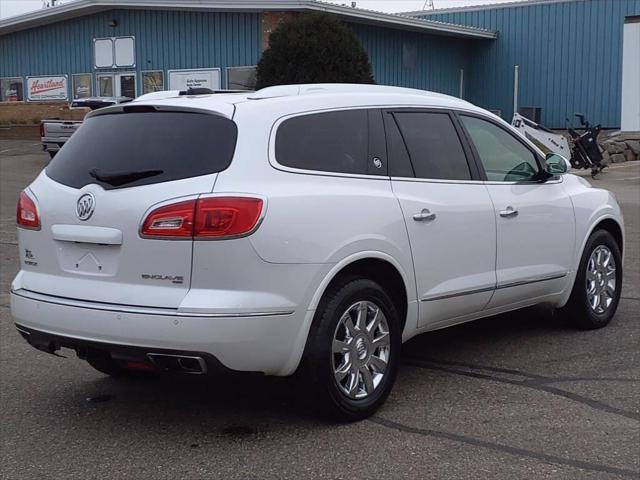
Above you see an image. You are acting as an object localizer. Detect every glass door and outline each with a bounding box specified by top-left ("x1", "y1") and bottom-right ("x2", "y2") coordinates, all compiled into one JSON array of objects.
[
  {"x1": 118, "y1": 73, "x2": 136, "y2": 98},
  {"x1": 96, "y1": 73, "x2": 136, "y2": 98},
  {"x1": 97, "y1": 74, "x2": 114, "y2": 97}
]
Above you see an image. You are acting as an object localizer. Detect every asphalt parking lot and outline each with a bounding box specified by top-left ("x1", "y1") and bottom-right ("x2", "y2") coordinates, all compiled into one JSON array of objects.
[{"x1": 0, "y1": 139, "x2": 638, "y2": 479}]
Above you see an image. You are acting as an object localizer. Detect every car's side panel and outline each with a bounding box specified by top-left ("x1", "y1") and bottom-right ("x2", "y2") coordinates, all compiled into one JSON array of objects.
[
  {"x1": 483, "y1": 180, "x2": 576, "y2": 309},
  {"x1": 391, "y1": 180, "x2": 497, "y2": 327}
]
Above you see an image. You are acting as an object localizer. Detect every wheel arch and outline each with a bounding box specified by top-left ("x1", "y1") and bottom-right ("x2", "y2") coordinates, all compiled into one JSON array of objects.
[
  {"x1": 559, "y1": 214, "x2": 625, "y2": 308},
  {"x1": 308, "y1": 252, "x2": 414, "y2": 334},
  {"x1": 591, "y1": 218, "x2": 624, "y2": 254}
]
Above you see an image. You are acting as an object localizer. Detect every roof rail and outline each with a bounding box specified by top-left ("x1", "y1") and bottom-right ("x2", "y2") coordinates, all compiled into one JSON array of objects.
[
  {"x1": 179, "y1": 88, "x2": 250, "y2": 96},
  {"x1": 247, "y1": 83, "x2": 455, "y2": 100}
]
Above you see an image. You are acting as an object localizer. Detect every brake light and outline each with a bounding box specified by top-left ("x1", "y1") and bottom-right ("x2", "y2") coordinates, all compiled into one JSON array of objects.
[
  {"x1": 17, "y1": 191, "x2": 41, "y2": 230},
  {"x1": 140, "y1": 199, "x2": 196, "y2": 238},
  {"x1": 141, "y1": 196, "x2": 263, "y2": 239}
]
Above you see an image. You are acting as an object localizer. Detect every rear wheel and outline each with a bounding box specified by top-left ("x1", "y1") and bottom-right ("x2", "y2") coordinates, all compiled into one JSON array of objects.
[
  {"x1": 558, "y1": 230, "x2": 622, "y2": 329},
  {"x1": 301, "y1": 278, "x2": 401, "y2": 422}
]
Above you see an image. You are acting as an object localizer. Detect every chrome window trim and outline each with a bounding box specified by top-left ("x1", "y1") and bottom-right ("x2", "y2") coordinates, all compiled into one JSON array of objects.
[
  {"x1": 482, "y1": 176, "x2": 563, "y2": 186},
  {"x1": 11, "y1": 289, "x2": 294, "y2": 318},
  {"x1": 390, "y1": 176, "x2": 485, "y2": 185}
]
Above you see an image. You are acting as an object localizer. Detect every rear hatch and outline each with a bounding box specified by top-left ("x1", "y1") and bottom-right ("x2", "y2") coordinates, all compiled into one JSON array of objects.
[{"x1": 20, "y1": 106, "x2": 237, "y2": 308}]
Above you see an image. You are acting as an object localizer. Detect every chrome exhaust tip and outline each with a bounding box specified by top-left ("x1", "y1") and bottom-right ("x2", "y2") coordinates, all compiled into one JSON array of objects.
[{"x1": 146, "y1": 353, "x2": 207, "y2": 374}]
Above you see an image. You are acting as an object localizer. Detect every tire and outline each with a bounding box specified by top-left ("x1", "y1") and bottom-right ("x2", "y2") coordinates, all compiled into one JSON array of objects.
[
  {"x1": 558, "y1": 230, "x2": 622, "y2": 329},
  {"x1": 301, "y1": 277, "x2": 402, "y2": 422}
]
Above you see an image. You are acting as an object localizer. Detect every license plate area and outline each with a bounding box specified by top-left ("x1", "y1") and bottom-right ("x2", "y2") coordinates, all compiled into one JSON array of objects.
[{"x1": 56, "y1": 241, "x2": 121, "y2": 276}]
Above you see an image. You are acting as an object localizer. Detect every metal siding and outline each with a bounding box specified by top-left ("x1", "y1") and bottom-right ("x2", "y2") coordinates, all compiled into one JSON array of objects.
[
  {"x1": 0, "y1": 9, "x2": 262, "y2": 91},
  {"x1": 424, "y1": 0, "x2": 640, "y2": 128},
  {"x1": 349, "y1": 23, "x2": 470, "y2": 97}
]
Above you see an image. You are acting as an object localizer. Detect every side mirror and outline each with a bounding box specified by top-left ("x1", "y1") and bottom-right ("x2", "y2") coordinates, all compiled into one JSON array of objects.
[{"x1": 545, "y1": 153, "x2": 571, "y2": 174}]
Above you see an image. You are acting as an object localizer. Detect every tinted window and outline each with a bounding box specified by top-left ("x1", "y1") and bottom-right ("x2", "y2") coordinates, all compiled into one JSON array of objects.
[
  {"x1": 393, "y1": 112, "x2": 471, "y2": 180},
  {"x1": 460, "y1": 115, "x2": 539, "y2": 182},
  {"x1": 384, "y1": 114, "x2": 414, "y2": 177},
  {"x1": 46, "y1": 111, "x2": 237, "y2": 190},
  {"x1": 276, "y1": 110, "x2": 368, "y2": 174}
]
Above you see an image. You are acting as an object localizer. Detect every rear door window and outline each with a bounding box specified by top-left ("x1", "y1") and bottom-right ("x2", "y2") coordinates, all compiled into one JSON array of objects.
[
  {"x1": 392, "y1": 111, "x2": 471, "y2": 181},
  {"x1": 275, "y1": 109, "x2": 369, "y2": 175},
  {"x1": 46, "y1": 111, "x2": 237, "y2": 190}
]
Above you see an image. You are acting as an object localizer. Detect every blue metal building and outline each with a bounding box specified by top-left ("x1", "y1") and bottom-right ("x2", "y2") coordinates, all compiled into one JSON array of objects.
[
  {"x1": 1, "y1": 0, "x2": 638, "y2": 128},
  {"x1": 0, "y1": 0, "x2": 492, "y2": 105},
  {"x1": 409, "y1": 0, "x2": 640, "y2": 128}
]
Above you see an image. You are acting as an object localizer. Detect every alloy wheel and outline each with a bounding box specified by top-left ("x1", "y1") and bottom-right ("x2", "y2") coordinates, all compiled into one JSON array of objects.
[
  {"x1": 586, "y1": 245, "x2": 617, "y2": 314},
  {"x1": 332, "y1": 301, "x2": 391, "y2": 399}
]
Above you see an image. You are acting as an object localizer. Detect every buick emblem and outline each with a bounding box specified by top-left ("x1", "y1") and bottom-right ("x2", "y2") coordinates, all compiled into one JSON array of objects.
[{"x1": 76, "y1": 193, "x2": 95, "y2": 221}]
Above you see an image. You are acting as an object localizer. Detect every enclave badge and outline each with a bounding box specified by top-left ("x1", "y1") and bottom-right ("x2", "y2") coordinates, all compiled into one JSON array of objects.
[{"x1": 76, "y1": 193, "x2": 95, "y2": 221}]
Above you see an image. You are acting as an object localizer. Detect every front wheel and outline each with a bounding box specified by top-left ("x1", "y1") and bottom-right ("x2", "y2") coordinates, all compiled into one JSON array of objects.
[
  {"x1": 558, "y1": 230, "x2": 622, "y2": 329},
  {"x1": 301, "y1": 278, "x2": 401, "y2": 422}
]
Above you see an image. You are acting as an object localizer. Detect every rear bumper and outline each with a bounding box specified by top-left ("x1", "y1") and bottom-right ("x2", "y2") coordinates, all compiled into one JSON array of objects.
[
  {"x1": 14, "y1": 323, "x2": 234, "y2": 375},
  {"x1": 41, "y1": 140, "x2": 64, "y2": 152},
  {"x1": 10, "y1": 289, "x2": 307, "y2": 376}
]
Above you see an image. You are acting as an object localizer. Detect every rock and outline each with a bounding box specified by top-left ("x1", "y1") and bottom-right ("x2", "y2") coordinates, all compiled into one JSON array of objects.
[
  {"x1": 601, "y1": 150, "x2": 611, "y2": 165},
  {"x1": 611, "y1": 153, "x2": 626, "y2": 163},
  {"x1": 615, "y1": 141, "x2": 629, "y2": 153},
  {"x1": 624, "y1": 149, "x2": 637, "y2": 162},
  {"x1": 605, "y1": 142, "x2": 623, "y2": 154},
  {"x1": 626, "y1": 140, "x2": 640, "y2": 156}
]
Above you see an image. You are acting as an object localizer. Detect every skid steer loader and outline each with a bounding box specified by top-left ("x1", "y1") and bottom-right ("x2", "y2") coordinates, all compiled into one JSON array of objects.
[{"x1": 512, "y1": 112, "x2": 606, "y2": 178}]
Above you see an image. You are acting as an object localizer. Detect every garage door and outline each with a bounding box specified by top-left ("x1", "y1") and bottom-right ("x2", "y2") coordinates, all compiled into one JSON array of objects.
[{"x1": 621, "y1": 17, "x2": 640, "y2": 132}]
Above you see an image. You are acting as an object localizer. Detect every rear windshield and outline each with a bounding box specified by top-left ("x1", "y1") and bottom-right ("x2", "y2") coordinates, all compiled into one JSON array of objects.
[{"x1": 46, "y1": 111, "x2": 237, "y2": 189}]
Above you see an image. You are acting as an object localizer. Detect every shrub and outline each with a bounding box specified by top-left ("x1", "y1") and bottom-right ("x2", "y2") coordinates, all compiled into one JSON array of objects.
[{"x1": 256, "y1": 13, "x2": 374, "y2": 89}]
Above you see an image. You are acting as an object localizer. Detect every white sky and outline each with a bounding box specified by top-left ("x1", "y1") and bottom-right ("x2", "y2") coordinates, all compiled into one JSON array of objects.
[{"x1": 0, "y1": 0, "x2": 525, "y2": 20}]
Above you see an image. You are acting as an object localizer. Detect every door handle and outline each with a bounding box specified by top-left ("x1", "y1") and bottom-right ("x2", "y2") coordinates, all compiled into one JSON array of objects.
[
  {"x1": 413, "y1": 209, "x2": 436, "y2": 222},
  {"x1": 499, "y1": 206, "x2": 519, "y2": 218}
]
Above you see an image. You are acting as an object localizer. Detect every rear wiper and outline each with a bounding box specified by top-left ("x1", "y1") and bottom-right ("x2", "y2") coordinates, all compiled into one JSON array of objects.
[{"x1": 89, "y1": 168, "x2": 163, "y2": 187}]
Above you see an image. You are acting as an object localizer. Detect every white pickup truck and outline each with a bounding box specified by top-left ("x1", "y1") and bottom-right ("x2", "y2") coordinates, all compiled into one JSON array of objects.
[{"x1": 40, "y1": 97, "x2": 132, "y2": 158}]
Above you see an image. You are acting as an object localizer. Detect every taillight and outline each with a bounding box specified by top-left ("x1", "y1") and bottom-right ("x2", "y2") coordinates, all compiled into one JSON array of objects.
[
  {"x1": 194, "y1": 197, "x2": 263, "y2": 238},
  {"x1": 141, "y1": 196, "x2": 263, "y2": 240},
  {"x1": 17, "y1": 191, "x2": 41, "y2": 230},
  {"x1": 140, "y1": 199, "x2": 196, "y2": 238}
]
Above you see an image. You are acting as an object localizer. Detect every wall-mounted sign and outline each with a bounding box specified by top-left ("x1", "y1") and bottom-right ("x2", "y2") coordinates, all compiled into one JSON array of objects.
[
  {"x1": 168, "y1": 68, "x2": 221, "y2": 91},
  {"x1": 27, "y1": 75, "x2": 68, "y2": 101}
]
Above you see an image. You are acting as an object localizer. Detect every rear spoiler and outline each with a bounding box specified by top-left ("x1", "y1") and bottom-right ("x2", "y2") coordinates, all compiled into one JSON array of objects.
[{"x1": 85, "y1": 103, "x2": 235, "y2": 119}]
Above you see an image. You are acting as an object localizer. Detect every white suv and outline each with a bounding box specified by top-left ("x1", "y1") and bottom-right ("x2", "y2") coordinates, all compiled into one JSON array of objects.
[{"x1": 12, "y1": 84, "x2": 624, "y2": 421}]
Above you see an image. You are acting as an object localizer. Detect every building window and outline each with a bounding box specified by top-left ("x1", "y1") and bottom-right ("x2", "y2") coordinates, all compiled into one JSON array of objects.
[
  {"x1": 402, "y1": 41, "x2": 417, "y2": 70},
  {"x1": 142, "y1": 71, "x2": 164, "y2": 94},
  {"x1": 94, "y1": 36, "x2": 136, "y2": 68},
  {"x1": 1, "y1": 77, "x2": 24, "y2": 102},
  {"x1": 226, "y1": 66, "x2": 257, "y2": 90},
  {"x1": 168, "y1": 68, "x2": 221, "y2": 90},
  {"x1": 72, "y1": 74, "x2": 92, "y2": 99}
]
